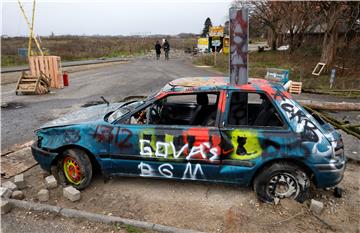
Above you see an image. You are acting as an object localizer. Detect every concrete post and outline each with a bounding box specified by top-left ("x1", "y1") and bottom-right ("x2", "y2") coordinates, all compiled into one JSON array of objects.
[{"x1": 229, "y1": 8, "x2": 249, "y2": 85}]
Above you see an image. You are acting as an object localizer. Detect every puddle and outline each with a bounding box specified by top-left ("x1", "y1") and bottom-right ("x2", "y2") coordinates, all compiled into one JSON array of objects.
[
  {"x1": 1, "y1": 102, "x2": 26, "y2": 109},
  {"x1": 81, "y1": 100, "x2": 105, "y2": 108}
]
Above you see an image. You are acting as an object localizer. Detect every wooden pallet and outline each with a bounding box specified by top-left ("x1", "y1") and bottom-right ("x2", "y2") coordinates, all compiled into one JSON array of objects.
[
  {"x1": 15, "y1": 71, "x2": 51, "y2": 95},
  {"x1": 29, "y1": 56, "x2": 63, "y2": 88},
  {"x1": 289, "y1": 81, "x2": 302, "y2": 94}
]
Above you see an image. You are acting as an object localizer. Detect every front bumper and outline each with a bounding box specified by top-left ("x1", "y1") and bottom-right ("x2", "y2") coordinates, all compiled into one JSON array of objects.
[
  {"x1": 314, "y1": 159, "x2": 346, "y2": 188},
  {"x1": 31, "y1": 143, "x2": 58, "y2": 172}
]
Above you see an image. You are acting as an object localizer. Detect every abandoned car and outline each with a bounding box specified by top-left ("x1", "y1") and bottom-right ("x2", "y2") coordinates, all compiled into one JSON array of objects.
[{"x1": 31, "y1": 77, "x2": 346, "y2": 203}]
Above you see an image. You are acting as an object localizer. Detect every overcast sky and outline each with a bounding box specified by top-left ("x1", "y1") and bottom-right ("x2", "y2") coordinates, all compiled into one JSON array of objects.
[{"x1": 2, "y1": 0, "x2": 233, "y2": 36}]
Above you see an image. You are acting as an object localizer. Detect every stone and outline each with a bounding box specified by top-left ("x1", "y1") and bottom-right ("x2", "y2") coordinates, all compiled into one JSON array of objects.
[
  {"x1": 1, "y1": 200, "x2": 12, "y2": 214},
  {"x1": 45, "y1": 175, "x2": 57, "y2": 189},
  {"x1": 310, "y1": 199, "x2": 324, "y2": 214},
  {"x1": 11, "y1": 190, "x2": 24, "y2": 200},
  {"x1": 63, "y1": 186, "x2": 80, "y2": 202},
  {"x1": 274, "y1": 197, "x2": 280, "y2": 205},
  {"x1": 0, "y1": 187, "x2": 12, "y2": 199},
  {"x1": 2, "y1": 181, "x2": 17, "y2": 191},
  {"x1": 14, "y1": 174, "x2": 26, "y2": 190},
  {"x1": 37, "y1": 189, "x2": 49, "y2": 202}
]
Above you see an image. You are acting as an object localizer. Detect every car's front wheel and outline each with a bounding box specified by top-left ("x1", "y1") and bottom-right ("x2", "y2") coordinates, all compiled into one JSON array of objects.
[
  {"x1": 59, "y1": 148, "x2": 93, "y2": 190},
  {"x1": 253, "y1": 162, "x2": 309, "y2": 203}
]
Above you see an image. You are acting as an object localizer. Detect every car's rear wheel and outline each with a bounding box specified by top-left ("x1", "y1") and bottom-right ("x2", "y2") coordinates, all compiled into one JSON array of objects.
[
  {"x1": 253, "y1": 162, "x2": 309, "y2": 203},
  {"x1": 59, "y1": 148, "x2": 92, "y2": 190}
]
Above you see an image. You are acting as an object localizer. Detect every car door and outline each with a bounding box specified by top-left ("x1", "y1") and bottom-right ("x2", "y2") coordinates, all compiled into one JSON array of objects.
[
  {"x1": 218, "y1": 90, "x2": 297, "y2": 185},
  {"x1": 109, "y1": 92, "x2": 223, "y2": 181}
]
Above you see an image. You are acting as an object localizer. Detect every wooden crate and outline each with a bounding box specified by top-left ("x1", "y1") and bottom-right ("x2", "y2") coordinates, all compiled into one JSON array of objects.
[
  {"x1": 29, "y1": 56, "x2": 63, "y2": 89},
  {"x1": 289, "y1": 81, "x2": 302, "y2": 94}
]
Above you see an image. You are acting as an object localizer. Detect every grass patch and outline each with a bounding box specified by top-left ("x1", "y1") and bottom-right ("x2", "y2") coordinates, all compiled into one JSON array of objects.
[
  {"x1": 1, "y1": 55, "x2": 28, "y2": 67},
  {"x1": 124, "y1": 224, "x2": 143, "y2": 233},
  {"x1": 193, "y1": 53, "x2": 229, "y2": 75}
]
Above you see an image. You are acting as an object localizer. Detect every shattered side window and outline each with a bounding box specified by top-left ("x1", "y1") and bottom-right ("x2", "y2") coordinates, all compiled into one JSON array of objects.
[{"x1": 228, "y1": 92, "x2": 284, "y2": 127}]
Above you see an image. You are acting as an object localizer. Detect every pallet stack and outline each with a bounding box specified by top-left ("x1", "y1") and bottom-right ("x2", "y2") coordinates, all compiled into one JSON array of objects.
[
  {"x1": 15, "y1": 71, "x2": 51, "y2": 95},
  {"x1": 289, "y1": 81, "x2": 303, "y2": 94},
  {"x1": 28, "y1": 56, "x2": 63, "y2": 89}
]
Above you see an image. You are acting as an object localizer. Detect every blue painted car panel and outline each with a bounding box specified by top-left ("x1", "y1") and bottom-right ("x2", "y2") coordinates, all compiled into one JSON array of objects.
[{"x1": 32, "y1": 77, "x2": 346, "y2": 188}]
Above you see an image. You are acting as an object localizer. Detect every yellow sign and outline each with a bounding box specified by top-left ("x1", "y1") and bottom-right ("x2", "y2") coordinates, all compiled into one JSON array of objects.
[
  {"x1": 223, "y1": 37, "x2": 230, "y2": 54},
  {"x1": 209, "y1": 26, "x2": 224, "y2": 37},
  {"x1": 197, "y1": 38, "x2": 209, "y2": 46}
]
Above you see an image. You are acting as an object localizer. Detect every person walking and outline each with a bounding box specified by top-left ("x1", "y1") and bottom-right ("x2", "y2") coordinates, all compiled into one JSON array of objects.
[
  {"x1": 163, "y1": 39, "x2": 170, "y2": 60},
  {"x1": 155, "y1": 41, "x2": 161, "y2": 60}
]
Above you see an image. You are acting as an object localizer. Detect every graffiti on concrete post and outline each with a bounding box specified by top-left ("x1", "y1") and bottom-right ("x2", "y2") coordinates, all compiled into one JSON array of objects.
[{"x1": 229, "y1": 7, "x2": 249, "y2": 85}]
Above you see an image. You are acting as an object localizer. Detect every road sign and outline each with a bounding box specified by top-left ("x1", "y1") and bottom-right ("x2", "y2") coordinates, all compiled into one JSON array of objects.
[
  {"x1": 209, "y1": 26, "x2": 224, "y2": 37},
  {"x1": 212, "y1": 40, "x2": 221, "y2": 47}
]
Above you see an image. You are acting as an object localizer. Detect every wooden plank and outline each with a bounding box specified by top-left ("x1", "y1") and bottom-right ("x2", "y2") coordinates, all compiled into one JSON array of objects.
[
  {"x1": 44, "y1": 57, "x2": 50, "y2": 78},
  {"x1": 57, "y1": 57, "x2": 63, "y2": 88},
  {"x1": 52, "y1": 56, "x2": 59, "y2": 88},
  {"x1": 34, "y1": 56, "x2": 40, "y2": 76},
  {"x1": 1, "y1": 147, "x2": 38, "y2": 178},
  {"x1": 48, "y1": 56, "x2": 55, "y2": 88},
  {"x1": 29, "y1": 56, "x2": 36, "y2": 76},
  {"x1": 15, "y1": 72, "x2": 24, "y2": 94},
  {"x1": 39, "y1": 56, "x2": 45, "y2": 76}
]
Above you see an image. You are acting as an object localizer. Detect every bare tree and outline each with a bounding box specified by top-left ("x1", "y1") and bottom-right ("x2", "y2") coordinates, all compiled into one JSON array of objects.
[
  {"x1": 318, "y1": 2, "x2": 359, "y2": 68},
  {"x1": 233, "y1": 0, "x2": 282, "y2": 50},
  {"x1": 277, "y1": 1, "x2": 317, "y2": 53},
  {"x1": 252, "y1": 1, "x2": 282, "y2": 50}
]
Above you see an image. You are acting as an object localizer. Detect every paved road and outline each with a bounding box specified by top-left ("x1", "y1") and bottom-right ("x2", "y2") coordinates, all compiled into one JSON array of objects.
[
  {"x1": 1, "y1": 57, "x2": 218, "y2": 153},
  {"x1": 1, "y1": 56, "x2": 359, "y2": 156}
]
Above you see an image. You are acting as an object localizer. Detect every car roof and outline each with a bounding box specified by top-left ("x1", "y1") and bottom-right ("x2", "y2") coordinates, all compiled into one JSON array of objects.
[{"x1": 163, "y1": 77, "x2": 283, "y2": 93}]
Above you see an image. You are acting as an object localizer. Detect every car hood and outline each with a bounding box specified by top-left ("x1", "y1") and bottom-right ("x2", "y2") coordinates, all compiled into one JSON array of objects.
[{"x1": 38, "y1": 103, "x2": 123, "y2": 130}]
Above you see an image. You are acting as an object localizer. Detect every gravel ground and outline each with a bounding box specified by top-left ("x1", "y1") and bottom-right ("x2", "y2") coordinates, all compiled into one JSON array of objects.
[
  {"x1": 1, "y1": 160, "x2": 359, "y2": 233},
  {"x1": 1, "y1": 207, "x2": 156, "y2": 233}
]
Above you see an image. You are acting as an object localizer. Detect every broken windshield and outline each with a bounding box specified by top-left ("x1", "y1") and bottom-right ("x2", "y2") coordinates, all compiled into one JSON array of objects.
[{"x1": 107, "y1": 100, "x2": 144, "y2": 123}]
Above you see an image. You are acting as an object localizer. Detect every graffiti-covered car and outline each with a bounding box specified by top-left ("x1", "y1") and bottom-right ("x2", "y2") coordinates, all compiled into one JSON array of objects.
[{"x1": 32, "y1": 77, "x2": 346, "y2": 203}]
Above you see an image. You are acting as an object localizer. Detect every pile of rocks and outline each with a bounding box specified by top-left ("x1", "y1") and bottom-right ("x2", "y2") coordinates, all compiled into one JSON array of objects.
[
  {"x1": 1, "y1": 173, "x2": 81, "y2": 215},
  {"x1": 1, "y1": 174, "x2": 27, "y2": 214}
]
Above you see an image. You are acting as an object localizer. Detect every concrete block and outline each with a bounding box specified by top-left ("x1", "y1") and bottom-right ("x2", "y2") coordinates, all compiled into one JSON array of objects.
[
  {"x1": 14, "y1": 174, "x2": 26, "y2": 190},
  {"x1": 11, "y1": 190, "x2": 24, "y2": 200},
  {"x1": 63, "y1": 186, "x2": 80, "y2": 202},
  {"x1": 2, "y1": 181, "x2": 17, "y2": 191},
  {"x1": 1, "y1": 200, "x2": 12, "y2": 214},
  {"x1": 310, "y1": 199, "x2": 324, "y2": 214},
  {"x1": 37, "y1": 189, "x2": 49, "y2": 202},
  {"x1": 0, "y1": 187, "x2": 12, "y2": 199},
  {"x1": 45, "y1": 175, "x2": 57, "y2": 189}
]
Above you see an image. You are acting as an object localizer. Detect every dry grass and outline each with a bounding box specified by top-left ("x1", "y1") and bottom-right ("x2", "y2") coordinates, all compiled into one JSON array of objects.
[
  {"x1": 1, "y1": 36, "x2": 196, "y2": 67},
  {"x1": 193, "y1": 46, "x2": 360, "y2": 91}
]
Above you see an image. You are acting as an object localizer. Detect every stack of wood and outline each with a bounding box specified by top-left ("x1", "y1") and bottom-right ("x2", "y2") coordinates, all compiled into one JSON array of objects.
[
  {"x1": 15, "y1": 71, "x2": 51, "y2": 95},
  {"x1": 28, "y1": 56, "x2": 63, "y2": 89},
  {"x1": 289, "y1": 81, "x2": 303, "y2": 94}
]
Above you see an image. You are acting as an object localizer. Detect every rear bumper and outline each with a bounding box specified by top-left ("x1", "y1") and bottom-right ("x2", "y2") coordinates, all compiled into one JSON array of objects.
[
  {"x1": 314, "y1": 159, "x2": 346, "y2": 188},
  {"x1": 31, "y1": 143, "x2": 58, "y2": 172}
]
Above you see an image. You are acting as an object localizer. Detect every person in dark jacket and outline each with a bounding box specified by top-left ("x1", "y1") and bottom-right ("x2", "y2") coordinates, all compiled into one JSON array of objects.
[
  {"x1": 155, "y1": 41, "x2": 161, "y2": 60},
  {"x1": 163, "y1": 39, "x2": 170, "y2": 60}
]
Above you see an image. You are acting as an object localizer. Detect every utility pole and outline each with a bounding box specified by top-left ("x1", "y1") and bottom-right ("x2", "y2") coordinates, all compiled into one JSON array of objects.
[{"x1": 229, "y1": 7, "x2": 249, "y2": 85}]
